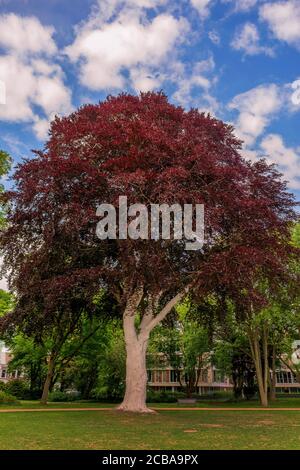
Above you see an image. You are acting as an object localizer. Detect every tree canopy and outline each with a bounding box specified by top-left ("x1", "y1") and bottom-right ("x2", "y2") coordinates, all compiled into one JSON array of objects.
[{"x1": 0, "y1": 92, "x2": 298, "y2": 412}]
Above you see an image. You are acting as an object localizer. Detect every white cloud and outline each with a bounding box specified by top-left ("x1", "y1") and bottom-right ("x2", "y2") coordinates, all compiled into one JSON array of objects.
[
  {"x1": 0, "y1": 13, "x2": 57, "y2": 55},
  {"x1": 231, "y1": 22, "x2": 274, "y2": 56},
  {"x1": 190, "y1": 0, "x2": 213, "y2": 18},
  {"x1": 0, "y1": 55, "x2": 73, "y2": 138},
  {"x1": 95, "y1": 0, "x2": 167, "y2": 23},
  {"x1": 229, "y1": 84, "x2": 282, "y2": 146},
  {"x1": 66, "y1": 3, "x2": 188, "y2": 91},
  {"x1": 222, "y1": 0, "x2": 258, "y2": 12},
  {"x1": 172, "y1": 57, "x2": 219, "y2": 114},
  {"x1": 229, "y1": 81, "x2": 300, "y2": 190},
  {"x1": 208, "y1": 30, "x2": 220, "y2": 45},
  {"x1": 260, "y1": 133, "x2": 300, "y2": 189},
  {"x1": 1, "y1": 134, "x2": 29, "y2": 158},
  {"x1": 34, "y1": 75, "x2": 72, "y2": 117},
  {"x1": 235, "y1": 0, "x2": 258, "y2": 10},
  {"x1": 0, "y1": 55, "x2": 36, "y2": 121},
  {"x1": 0, "y1": 79, "x2": 5, "y2": 105},
  {"x1": 259, "y1": 1, "x2": 300, "y2": 48},
  {"x1": 130, "y1": 67, "x2": 162, "y2": 92},
  {"x1": 32, "y1": 117, "x2": 52, "y2": 141},
  {"x1": 0, "y1": 14, "x2": 73, "y2": 139}
]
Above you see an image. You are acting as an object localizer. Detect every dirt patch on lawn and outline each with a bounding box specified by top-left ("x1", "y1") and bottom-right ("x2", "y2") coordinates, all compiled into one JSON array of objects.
[
  {"x1": 257, "y1": 420, "x2": 276, "y2": 426},
  {"x1": 198, "y1": 423, "x2": 225, "y2": 428}
]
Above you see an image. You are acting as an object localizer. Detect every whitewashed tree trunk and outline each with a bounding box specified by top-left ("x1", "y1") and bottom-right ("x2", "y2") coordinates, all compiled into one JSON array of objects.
[
  {"x1": 118, "y1": 325, "x2": 152, "y2": 413},
  {"x1": 117, "y1": 286, "x2": 189, "y2": 413},
  {"x1": 117, "y1": 288, "x2": 153, "y2": 413}
]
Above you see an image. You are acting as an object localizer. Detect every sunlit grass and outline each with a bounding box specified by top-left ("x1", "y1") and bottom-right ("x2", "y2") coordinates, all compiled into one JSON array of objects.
[{"x1": 0, "y1": 408, "x2": 299, "y2": 449}]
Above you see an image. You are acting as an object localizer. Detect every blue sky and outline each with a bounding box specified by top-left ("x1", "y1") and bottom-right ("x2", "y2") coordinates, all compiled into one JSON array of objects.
[{"x1": 0, "y1": 0, "x2": 300, "y2": 203}]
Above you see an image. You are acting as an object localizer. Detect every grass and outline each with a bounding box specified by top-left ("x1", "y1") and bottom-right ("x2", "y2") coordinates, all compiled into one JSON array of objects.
[
  {"x1": 0, "y1": 396, "x2": 299, "y2": 409},
  {"x1": 151, "y1": 397, "x2": 300, "y2": 408},
  {"x1": 0, "y1": 400, "x2": 115, "y2": 409},
  {"x1": 0, "y1": 399, "x2": 299, "y2": 449}
]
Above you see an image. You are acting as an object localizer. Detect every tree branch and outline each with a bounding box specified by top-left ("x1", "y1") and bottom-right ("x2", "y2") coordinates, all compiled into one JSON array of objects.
[{"x1": 144, "y1": 285, "x2": 191, "y2": 334}]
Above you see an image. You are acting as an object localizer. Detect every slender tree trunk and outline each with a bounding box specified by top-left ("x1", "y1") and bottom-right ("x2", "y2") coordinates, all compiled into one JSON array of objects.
[
  {"x1": 269, "y1": 345, "x2": 277, "y2": 401},
  {"x1": 40, "y1": 354, "x2": 55, "y2": 405},
  {"x1": 262, "y1": 325, "x2": 269, "y2": 403},
  {"x1": 248, "y1": 331, "x2": 268, "y2": 407},
  {"x1": 186, "y1": 376, "x2": 192, "y2": 398}
]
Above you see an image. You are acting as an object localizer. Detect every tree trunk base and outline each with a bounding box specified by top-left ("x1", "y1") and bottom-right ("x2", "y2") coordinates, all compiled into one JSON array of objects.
[
  {"x1": 116, "y1": 403, "x2": 156, "y2": 414},
  {"x1": 260, "y1": 400, "x2": 269, "y2": 407}
]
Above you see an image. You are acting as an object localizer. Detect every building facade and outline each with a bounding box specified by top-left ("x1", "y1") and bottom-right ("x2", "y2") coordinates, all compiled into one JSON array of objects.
[
  {"x1": 147, "y1": 341, "x2": 300, "y2": 395},
  {"x1": 0, "y1": 341, "x2": 20, "y2": 383},
  {"x1": 1, "y1": 340, "x2": 300, "y2": 394},
  {"x1": 147, "y1": 364, "x2": 300, "y2": 394}
]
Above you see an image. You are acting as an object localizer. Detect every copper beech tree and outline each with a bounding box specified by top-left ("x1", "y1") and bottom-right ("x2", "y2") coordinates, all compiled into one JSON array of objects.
[{"x1": 0, "y1": 92, "x2": 297, "y2": 412}]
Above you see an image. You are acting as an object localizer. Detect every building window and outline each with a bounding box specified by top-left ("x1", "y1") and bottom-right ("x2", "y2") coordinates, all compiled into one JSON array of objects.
[
  {"x1": 1, "y1": 369, "x2": 6, "y2": 378},
  {"x1": 170, "y1": 370, "x2": 180, "y2": 383},
  {"x1": 276, "y1": 371, "x2": 296, "y2": 384},
  {"x1": 155, "y1": 370, "x2": 163, "y2": 383}
]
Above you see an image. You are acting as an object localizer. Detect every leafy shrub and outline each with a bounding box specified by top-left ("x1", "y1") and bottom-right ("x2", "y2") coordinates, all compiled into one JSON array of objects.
[
  {"x1": 197, "y1": 391, "x2": 234, "y2": 401},
  {"x1": 0, "y1": 381, "x2": 7, "y2": 392},
  {"x1": 48, "y1": 391, "x2": 80, "y2": 402},
  {"x1": 91, "y1": 386, "x2": 123, "y2": 403},
  {"x1": 146, "y1": 390, "x2": 177, "y2": 403},
  {"x1": 5, "y1": 379, "x2": 30, "y2": 400},
  {"x1": 0, "y1": 390, "x2": 19, "y2": 405}
]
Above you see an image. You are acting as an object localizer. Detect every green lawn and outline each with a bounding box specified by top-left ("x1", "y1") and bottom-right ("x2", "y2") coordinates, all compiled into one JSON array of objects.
[
  {"x1": 151, "y1": 397, "x2": 300, "y2": 408},
  {"x1": 0, "y1": 404, "x2": 300, "y2": 449},
  {"x1": 0, "y1": 397, "x2": 300, "y2": 409}
]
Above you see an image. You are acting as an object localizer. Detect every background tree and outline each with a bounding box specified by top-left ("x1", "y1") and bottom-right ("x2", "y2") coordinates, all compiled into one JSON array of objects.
[
  {"x1": 0, "y1": 289, "x2": 14, "y2": 316},
  {"x1": 93, "y1": 321, "x2": 126, "y2": 401},
  {"x1": 150, "y1": 301, "x2": 210, "y2": 398},
  {"x1": 274, "y1": 223, "x2": 300, "y2": 388},
  {"x1": 0, "y1": 286, "x2": 117, "y2": 404},
  {"x1": 226, "y1": 281, "x2": 299, "y2": 407},
  {"x1": 213, "y1": 335, "x2": 256, "y2": 400},
  {"x1": 58, "y1": 318, "x2": 125, "y2": 401},
  {"x1": 5, "y1": 334, "x2": 47, "y2": 398}
]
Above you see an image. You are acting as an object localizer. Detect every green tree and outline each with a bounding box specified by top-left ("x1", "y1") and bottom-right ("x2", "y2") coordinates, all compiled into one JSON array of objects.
[
  {"x1": 94, "y1": 321, "x2": 126, "y2": 401},
  {"x1": 276, "y1": 223, "x2": 300, "y2": 387},
  {"x1": 1, "y1": 289, "x2": 117, "y2": 404},
  {"x1": 213, "y1": 335, "x2": 256, "y2": 400},
  {"x1": 0, "y1": 289, "x2": 14, "y2": 316},
  {"x1": 57, "y1": 318, "x2": 125, "y2": 400},
  {"x1": 150, "y1": 300, "x2": 210, "y2": 398},
  {"x1": 6, "y1": 334, "x2": 47, "y2": 397}
]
